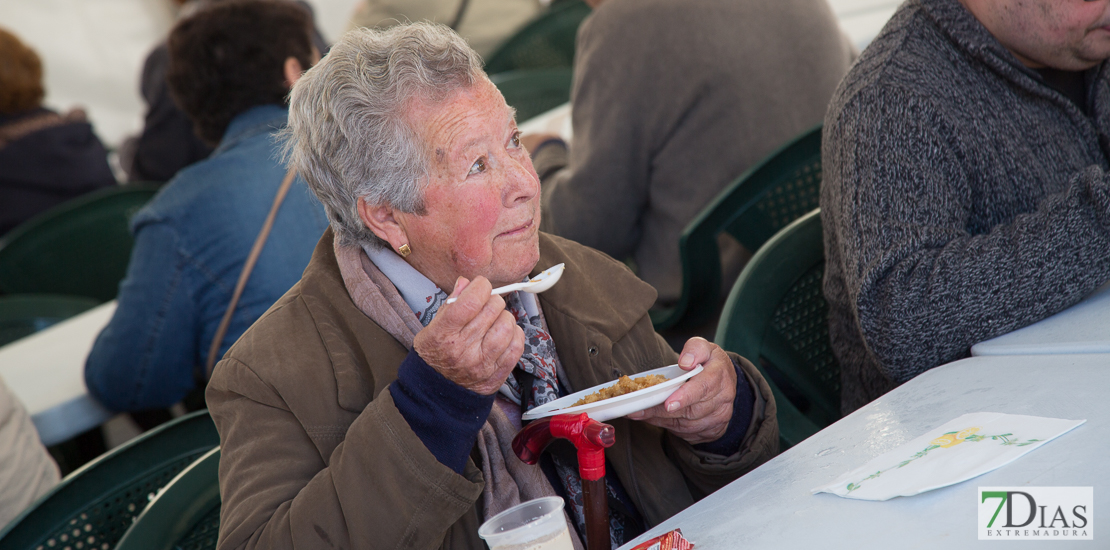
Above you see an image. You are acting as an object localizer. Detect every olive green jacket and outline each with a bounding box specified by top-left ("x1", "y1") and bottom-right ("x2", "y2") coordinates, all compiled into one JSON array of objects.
[{"x1": 208, "y1": 230, "x2": 777, "y2": 550}]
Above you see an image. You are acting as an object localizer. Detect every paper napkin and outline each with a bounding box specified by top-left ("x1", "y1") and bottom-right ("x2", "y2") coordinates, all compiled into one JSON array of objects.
[{"x1": 811, "y1": 412, "x2": 1085, "y2": 501}]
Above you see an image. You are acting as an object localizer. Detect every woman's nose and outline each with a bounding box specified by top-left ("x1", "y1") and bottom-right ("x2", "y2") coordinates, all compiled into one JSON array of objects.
[{"x1": 502, "y1": 155, "x2": 540, "y2": 206}]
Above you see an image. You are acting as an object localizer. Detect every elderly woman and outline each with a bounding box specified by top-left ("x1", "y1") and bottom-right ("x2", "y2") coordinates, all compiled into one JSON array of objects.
[{"x1": 208, "y1": 22, "x2": 777, "y2": 550}]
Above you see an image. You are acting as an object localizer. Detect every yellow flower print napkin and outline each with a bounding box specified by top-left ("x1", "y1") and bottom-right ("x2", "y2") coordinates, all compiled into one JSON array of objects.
[{"x1": 811, "y1": 412, "x2": 1085, "y2": 501}]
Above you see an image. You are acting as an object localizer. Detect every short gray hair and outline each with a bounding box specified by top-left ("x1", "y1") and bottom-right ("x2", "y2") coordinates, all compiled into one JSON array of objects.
[{"x1": 283, "y1": 22, "x2": 485, "y2": 248}]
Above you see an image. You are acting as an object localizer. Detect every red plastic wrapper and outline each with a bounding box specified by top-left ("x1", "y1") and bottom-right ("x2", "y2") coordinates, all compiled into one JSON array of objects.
[{"x1": 628, "y1": 529, "x2": 693, "y2": 550}]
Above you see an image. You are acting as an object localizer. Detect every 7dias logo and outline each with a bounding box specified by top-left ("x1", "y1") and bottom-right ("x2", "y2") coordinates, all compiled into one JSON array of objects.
[{"x1": 978, "y1": 487, "x2": 1093, "y2": 540}]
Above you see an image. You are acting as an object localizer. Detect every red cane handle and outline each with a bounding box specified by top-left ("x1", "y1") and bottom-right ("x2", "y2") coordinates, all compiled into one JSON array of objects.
[
  {"x1": 511, "y1": 417, "x2": 554, "y2": 465},
  {"x1": 511, "y1": 414, "x2": 615, "y2": 480}
]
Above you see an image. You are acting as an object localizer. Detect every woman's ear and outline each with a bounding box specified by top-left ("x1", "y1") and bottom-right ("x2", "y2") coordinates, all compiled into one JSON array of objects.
[
  {"x1": 357, "y1": 199, "x2": 409, "y2": 253},
  {"x1": 283, "y1": 56, "x2": 305, "y2": 89}
]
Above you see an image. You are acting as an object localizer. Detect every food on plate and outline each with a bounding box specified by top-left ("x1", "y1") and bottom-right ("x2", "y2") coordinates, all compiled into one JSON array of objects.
[{"x1": 572, "y1": 374, "x2": 669, "y2": 407}]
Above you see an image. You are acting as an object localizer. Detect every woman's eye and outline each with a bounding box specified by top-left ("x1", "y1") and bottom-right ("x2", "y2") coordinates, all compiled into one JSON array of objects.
[
  {"x1": 468, "y1": 157, "x2": 487, "y2": 176},
  {"x1": 509, "y1": 132, "x2": 522, "y2": 148}
]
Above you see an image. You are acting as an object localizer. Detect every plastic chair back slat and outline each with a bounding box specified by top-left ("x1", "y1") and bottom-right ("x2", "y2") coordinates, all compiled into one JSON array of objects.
[
  {"x1": 0, "y1": 410, "x2": 219, "y2": 550},
  {"x1": 174, "y1": 504, "x2": 222, "y2": 550},
  {"x1": 715, "y1": 209, "x2": 839, "y2": 449},
  {"x1": 114, "y1": 447, "x2": 222, "y2": 550},
  {"x1": 652, "y1": 124, "x2": 823, "y2": 331},
  {"x1": 483, "y1": 0, "x2": 591, "y2": 75},
  {"x1": 0, "y1": 184, "x2": 159, "y2": 302},
  {"x1": 725, "y1": 158, "x2": 822, "y2": 247}
]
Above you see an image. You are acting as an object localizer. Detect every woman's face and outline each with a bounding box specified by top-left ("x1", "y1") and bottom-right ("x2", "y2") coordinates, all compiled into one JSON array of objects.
[{"x1": 395, "y1": 79, "x2": 542, "y2": 290}]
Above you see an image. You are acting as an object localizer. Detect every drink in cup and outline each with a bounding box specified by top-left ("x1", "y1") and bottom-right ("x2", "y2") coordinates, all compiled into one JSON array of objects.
[{"x1": 478, "y1": 496, "x2": 574, "y2": 550}]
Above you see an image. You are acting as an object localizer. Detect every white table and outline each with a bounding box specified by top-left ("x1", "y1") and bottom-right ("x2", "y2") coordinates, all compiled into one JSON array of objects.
[
  {"x1": 971, "y1": 281, "x2": 1110, "y2": 357},
  {"x1": 620, "y1": 353, "x2": 1110, "y2": 549},
  {"x1": 0, "y1": 301, "x2": 116, "y2": 447}
]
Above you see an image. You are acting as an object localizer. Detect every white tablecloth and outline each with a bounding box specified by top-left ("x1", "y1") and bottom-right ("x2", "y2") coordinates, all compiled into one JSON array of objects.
[
  {"x1": 0, "y1": 301, "x2": 116, "y2": 446},
  {"x1": 621, "y1": 353, "x2": 1110, "y2": 549}
]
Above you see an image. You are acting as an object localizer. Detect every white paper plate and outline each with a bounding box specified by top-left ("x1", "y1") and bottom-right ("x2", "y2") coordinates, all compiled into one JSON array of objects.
[{"x1": 521, "y1": 364, "x2": 703, "y2": 422}]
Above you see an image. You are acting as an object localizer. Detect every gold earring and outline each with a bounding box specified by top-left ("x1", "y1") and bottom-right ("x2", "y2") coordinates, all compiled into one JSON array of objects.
[{"x1": 398, "y1": 244, "x2": 411, "y2": 258}]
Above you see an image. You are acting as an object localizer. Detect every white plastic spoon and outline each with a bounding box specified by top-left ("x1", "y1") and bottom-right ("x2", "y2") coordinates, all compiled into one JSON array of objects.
[{"x1": 444, "y1": 263, "x2": 565, "y2": 304}]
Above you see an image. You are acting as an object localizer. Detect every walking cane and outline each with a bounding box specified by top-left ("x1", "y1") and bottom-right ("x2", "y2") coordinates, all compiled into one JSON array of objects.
[{"x1": 512, "y1": 413, "x2": 615, "y2": 550}]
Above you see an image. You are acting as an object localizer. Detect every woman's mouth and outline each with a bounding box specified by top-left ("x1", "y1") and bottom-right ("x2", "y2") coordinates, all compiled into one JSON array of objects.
[{"x1": 499, "y1": 218, "x2": 534, "y2": 238}]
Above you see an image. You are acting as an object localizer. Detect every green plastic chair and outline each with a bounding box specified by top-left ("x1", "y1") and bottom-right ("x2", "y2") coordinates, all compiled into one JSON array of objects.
[
  {"x1": 651, "y1": 124, "x2": 823, "y2": 331},
  {"x1": 492, "y1": 67, "x2": 574, "y2": 123},
  {"x1": 0, "y1": 183, "x2": 160, "y2": 303},
  {"x1": 115, "y1": 447, "x2": 221, "y2": 550},
  {"x1": 714, "y1": 209, "x2": 839, "y2": 450},
  {"x1": 483, "y1": 0, "x2": 591, "y2": 75},
  {"x1": 0, "y1": 293, "x2": 100, "y2": 347},
  {"x1": 0, "y1": 410, "x2": 219, "y2": 550}
]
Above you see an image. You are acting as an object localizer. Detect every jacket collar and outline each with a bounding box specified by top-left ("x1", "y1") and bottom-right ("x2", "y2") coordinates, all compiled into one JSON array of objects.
[
  {"x1": 534, "y1": 233, "x2": 656, "y2": 345},
  {"x1": 213, "y1": 104, "x2": 288, "y2": 155},
  {"x1": 298, "y1": 229, "x2": 406, "y2": 411}
]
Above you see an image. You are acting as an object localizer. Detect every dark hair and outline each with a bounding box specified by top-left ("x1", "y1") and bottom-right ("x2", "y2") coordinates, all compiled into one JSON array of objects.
[
  {"x1": 0, "y1": 27, "x2": 45, "y2": 114},
  {"x1": 167, "y1": 0, "x2": 314, "y2": 145}
]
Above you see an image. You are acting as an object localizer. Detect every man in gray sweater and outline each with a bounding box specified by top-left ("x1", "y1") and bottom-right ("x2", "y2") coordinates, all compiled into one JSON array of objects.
[
  {"x1": 526, "y1": 0, "x2": 854, "y2": 313},
  {"x1": 822, "y1": 0, "x2": 1110, "y2": 413}
]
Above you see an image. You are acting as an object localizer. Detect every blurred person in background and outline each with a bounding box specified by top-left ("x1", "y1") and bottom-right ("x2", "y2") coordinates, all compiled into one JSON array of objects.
[
  {"x1": 522, "y1": 0, "x2": 855, "y2": 343},
  {"x1": 120, "y1": 0, "x2": 329, "y2": 183},
  {"x1": 0, "y1": 27, "x2": 116, "y2": 237},
  {"x1": 347, "y1": 0, "x2": 544, "y2": 58},
  {"x1": 85, "y1": 0, "x2": 329, "y2": 414},
  {"x1": 0, "y1": 376, "x2": 59, "y2": 528}
]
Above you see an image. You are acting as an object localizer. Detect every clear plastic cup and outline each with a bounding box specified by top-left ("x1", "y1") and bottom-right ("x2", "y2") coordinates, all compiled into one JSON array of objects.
[{"x1": 477, "y1": 496, "x2": 574, "y2": 550}]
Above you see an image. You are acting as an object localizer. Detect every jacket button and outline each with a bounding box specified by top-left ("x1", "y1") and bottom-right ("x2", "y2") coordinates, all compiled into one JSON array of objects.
[{"x1": 588, "y1": 346, "x2": 598, "y2": 356}]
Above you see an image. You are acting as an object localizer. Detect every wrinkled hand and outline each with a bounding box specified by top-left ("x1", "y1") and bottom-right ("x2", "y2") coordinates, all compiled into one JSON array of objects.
[
  {"x1": 627, "y1": 337, "x2": 736, "y2": 444},
  {"x1": 413, "y1": 277, "x2": 524, "y2": 395}
]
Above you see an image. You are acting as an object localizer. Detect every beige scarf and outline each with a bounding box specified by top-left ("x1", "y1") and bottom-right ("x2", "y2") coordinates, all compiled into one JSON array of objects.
[{"x1": 333, "y1": 240, "x2": 584, "y2": 550}]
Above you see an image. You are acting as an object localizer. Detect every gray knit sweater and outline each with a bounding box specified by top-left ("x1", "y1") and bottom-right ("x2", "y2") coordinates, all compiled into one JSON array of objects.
[{"x1": 822, "y1": 0, "x2": 1110, "y2": 413}]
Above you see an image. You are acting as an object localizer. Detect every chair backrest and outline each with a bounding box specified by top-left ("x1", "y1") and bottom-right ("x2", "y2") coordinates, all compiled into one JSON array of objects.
[
  {"x1": 0, "y1": 183, "x2": 160, "y2": 302},
  {"x1": 115, "y1": 447, "x2": 221, "y2": 550},
  {"x1": 483, "y1": 0, "x2": 591, "y2": 75},
  {"x1": 491, "y1": 67, "x2": 574, "y2": 123},
  {"x1": 651, "y1": 124, "x2": 823, "y2": 331},
  {"x1": 0, "y1": 293, "x2": 101, "y2": 347},
  {"x1": 714, "y1": 209, "x2": 839, "y2": 449},
  {"x1": 0, "y1": 410, "x2": 219, "y2": 550}
]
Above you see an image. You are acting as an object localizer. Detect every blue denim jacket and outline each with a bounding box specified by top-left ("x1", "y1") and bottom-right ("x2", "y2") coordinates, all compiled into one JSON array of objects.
[{"x1": 85, "y1": 105, "x2": 329, "y2": 412}]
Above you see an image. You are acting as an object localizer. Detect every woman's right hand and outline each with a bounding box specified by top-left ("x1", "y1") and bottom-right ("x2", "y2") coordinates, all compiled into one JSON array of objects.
[{"x1": 413, "y1": 276, "x2": 525, "y2": 395}]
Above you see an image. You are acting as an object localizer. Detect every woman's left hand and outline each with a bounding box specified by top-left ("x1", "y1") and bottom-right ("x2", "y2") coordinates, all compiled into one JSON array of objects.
[{"x1": 627, "y1": 337, "x2": 736, "y2": 445}]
